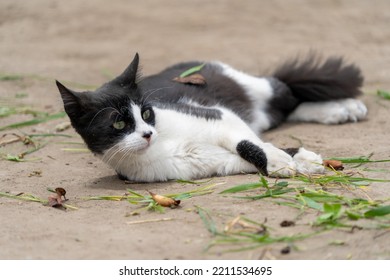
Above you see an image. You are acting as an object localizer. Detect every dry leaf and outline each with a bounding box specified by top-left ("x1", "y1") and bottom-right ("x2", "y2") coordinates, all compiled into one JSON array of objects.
[
  {"x1": 28, "y1": 170, "x2": 42, "y2": 177},
  {"x1": 55, "y1": 187, "x2": 67, "y2": 200},
  {"x1": 224, "y1": 216, "x2": 241, "y2": 232},
  {"x1": 47, "y1": 194, "x2": 65, "y2": 210},
  {"x1": 172, "y1": 74, "x2": 206, "y2": 86},
  {"x1": 224, "y1": 216, "x2": 266, "y2": 234},
  {"x1": 280, "y1": 246, "x2": 291, "y2": 254},
  {"x1": 0, "y1": 133, "x2": 33, "y2": 146},
  {"x1": 48, "y1": 195, "x2": 60, "y2": 207},
  {"x1": 323, "y1": 159, "x2": 344, "y2": 170},
  {"x1": 148, "y1": 191, "x2": 180, "y2": 208},
  {"x1": 280, "y1": 220, "x2": 295, "y2": 227},
  {"x1": 47, "y1": 187, "x2": 67, "y2": 210}
]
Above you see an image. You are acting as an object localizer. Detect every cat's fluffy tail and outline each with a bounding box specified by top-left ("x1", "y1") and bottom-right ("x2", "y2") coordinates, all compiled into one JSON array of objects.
[{"x1": 272, "y1": 53, "x2": 364, "y2": 102}]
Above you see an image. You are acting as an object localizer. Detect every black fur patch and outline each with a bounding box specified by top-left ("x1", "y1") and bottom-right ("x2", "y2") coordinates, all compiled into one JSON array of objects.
[
  {"x1": 236, "y1": 140, "x2": 268, "y2": 176},
  {"x1": 153, "y1": 101, "x2": 222, "y2": 120},
  {"x1": 282, "y1": 147, "x2": 300, "y2": 157},
  {"x1": 139, "y1": 62, "x2": 253, "y2": 123},
  {"x1": 273, "y1": 54, "x2": 363, "y2": 101},
  {"x1": 266, "y1": 77, "x2": 299, "y2": 129}
]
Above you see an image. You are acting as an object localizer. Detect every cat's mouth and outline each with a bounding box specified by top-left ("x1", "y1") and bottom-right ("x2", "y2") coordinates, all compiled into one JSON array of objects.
[
  {"x1": 135, "y1": 139, "x2": 154, "y2": 153},
  {"x1": 101, "y1": 141, "x2": 152, "y2": 164},
  {"x1": 137, "y1": 143, "x2": 151, "y2": 152}
]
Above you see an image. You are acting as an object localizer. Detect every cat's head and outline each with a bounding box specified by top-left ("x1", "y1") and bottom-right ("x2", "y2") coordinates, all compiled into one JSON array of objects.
[{"x1": 56, "y1": 53, "x2": 157, "y2": 157}]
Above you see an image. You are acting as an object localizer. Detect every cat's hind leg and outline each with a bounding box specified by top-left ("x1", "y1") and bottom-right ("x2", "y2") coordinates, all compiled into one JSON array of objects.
[{"x1": 287, "y1": 98, "x2": 367, "y2": 124}]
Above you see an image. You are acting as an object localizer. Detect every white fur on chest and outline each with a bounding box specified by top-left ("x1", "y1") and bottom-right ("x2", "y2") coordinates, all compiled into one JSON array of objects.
[{"x1": 110, "y1": 107, "x2": 256, "y2": 182}]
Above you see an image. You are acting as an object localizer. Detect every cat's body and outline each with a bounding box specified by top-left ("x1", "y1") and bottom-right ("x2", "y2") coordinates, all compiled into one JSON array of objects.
[{"x1": 57, "y1": 53, "x2": 367, "y2": 182}]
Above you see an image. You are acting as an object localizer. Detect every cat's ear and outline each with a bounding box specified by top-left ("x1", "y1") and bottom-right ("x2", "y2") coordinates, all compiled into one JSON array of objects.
[
  {"x1": 56, "y1": 80, "x2": 86, "y2": 119},
  {"x1": 112, "y1": 53, "x2": 140, "y2": 88}
]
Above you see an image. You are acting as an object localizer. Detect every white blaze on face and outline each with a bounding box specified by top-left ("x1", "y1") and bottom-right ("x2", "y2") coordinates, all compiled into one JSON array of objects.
[
  {"x1": 124, "y1": 104, "x2": 157, "y2": 150},
  {"x1": 101, "y1": 104, "x2": 158, "y2": 167}
]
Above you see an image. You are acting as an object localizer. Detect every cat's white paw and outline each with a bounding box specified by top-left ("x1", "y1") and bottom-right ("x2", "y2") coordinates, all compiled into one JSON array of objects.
[
  {"x1": 288, "y1": 98, "x2": 367, "y2": 124},
  {"x1": 263, "y1": 144, "x2": 297, "y2": 177},
  {"x1": 324, "y1": 99, "x2": 367, "y2": 124},
  {"x1": 293, "y1": 147, "x2": 325, "y2": 174}
]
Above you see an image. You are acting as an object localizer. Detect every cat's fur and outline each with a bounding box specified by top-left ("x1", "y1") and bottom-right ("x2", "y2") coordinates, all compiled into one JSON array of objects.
[{"x1": 56, "y1": 53, "x2": 367, "y2": 182}]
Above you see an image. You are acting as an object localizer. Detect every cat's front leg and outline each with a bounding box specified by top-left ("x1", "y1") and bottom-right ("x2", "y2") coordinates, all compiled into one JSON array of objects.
[
  {"x1": 236, "y1": 140, "x2": 297, "y2": 177},
  {"x1": 218, "y1": 109, "x2": 323, "y2": 177},
  {"x1": 236, "y1": 140, "x2": 325, "y2": 177}
]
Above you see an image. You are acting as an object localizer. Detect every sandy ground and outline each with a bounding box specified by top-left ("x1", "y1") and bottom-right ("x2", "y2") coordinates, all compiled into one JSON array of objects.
[{"x1": 1, "y1": 0, "x2": 390, "y2": 260}]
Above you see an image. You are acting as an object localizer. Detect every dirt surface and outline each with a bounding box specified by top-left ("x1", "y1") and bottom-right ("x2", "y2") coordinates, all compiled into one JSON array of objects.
[{"x1": 1, "y1": 0, "x2": 390, "y2": 260}]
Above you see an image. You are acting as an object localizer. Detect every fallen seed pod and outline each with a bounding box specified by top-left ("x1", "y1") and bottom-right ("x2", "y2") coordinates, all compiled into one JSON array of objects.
[
  {"x1": 323, "y1": 159, "x2": 344, "y2": 171},
  {"x1": 147, "y1": 190, "x2": 180, "y2": 208}
]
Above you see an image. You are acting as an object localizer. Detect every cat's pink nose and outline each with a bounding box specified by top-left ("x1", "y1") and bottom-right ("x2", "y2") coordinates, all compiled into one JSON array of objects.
[{"x1": 143, "y1": 131, "x2": 153, "y2": 142}]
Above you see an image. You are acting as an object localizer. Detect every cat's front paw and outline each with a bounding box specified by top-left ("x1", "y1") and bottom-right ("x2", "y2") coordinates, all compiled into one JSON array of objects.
[
  {"x1": 293, "y1": 147, "x2": 325, "y2": 174},
  {"x1": 263, "y1": 144, "x2": 297, "y2": 177}
]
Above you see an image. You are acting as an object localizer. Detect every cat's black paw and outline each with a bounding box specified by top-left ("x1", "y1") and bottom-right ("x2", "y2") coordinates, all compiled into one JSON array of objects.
[{"x1": 236, "y1": 140, "x2": 268, "y2": 176}]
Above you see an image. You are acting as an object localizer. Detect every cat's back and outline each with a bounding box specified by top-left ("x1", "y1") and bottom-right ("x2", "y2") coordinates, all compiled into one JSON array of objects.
[{"x1": 139, "y1": 61, "x2": 254, "y2": 122}]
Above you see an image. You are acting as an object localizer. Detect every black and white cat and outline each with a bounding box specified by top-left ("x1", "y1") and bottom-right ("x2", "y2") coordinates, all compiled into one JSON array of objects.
[{"x1": 56, "y1": 53, "x2": 367, "y2": 182}]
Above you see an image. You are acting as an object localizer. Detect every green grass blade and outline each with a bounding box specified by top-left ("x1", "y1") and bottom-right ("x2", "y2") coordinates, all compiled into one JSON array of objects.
[
  {"x1": 0, "y1": 73, "x2": 24, "y2": 81},
  {"x1": 61, "y1": 148, "x2": 89, "y2": 153},
  {"x1": 298, "y1": 195, "x2": 324, "y2": 211},
  {"x1": 0, "y1": 191, "x2": 46, "y2": 203},
  {"x1": 219, "y1": 182, "x2": 263, "y2": 194},
  {"x1": 299, "y1": 192, "x2": 344, "y2": 203},
  {"x1": 0, "y1": 112, "x2": 67, "y2": 131},
  {"x1": 260, "y1": 176, "x2": 269, "y2": 189},
  {"x1": 196, "y1": 206, "x2": 218, "y2": 236},
  {"x1": 164, "y1": 183, "x2": 216, "y2": 198},
  {"x1": 29, "y1": 133, "x2": 72, "y2": 138},
  {"x1": 364, "y1": 205, "x2": 390, "y2": 218},
  {"x1": 176, "y1": 178, "x2": 213, "y2": 184},
  {"x1": 85, "y1": 195, "x2": 127, "y2": 201},
  {"x1": 331, "y1": 157, "x2": 390, "y2": 164},
  {"x1": 377, "y1": 89, "x2": 390, "y2": 100},
  {"x1": 236, "y1": 187, "x2": 297, "y2": 200},
  {"x1": 0, "y1": 106, "x2": 16, "y2": 117},
  {"x1": 126, "y1": 189, "x2": 146, "y2": 198},
  {"x1": 179, "y1": 64, "x2": 205, "y2": 78}
]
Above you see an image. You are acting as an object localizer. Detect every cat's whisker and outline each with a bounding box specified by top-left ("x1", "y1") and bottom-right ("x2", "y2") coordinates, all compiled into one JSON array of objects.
[
  {"x1": 105, "y1": 145, "x2": 128, "y2": 166},
  {"x1": 87, "y1": 107, "x2": 120, "y2": 132},
  {"x1": 115, "y1": 145, "x2": 138, "y2": 171},
  {"x1": 142, "y1": 86, "x2": 174, "y2": 104},
  {"x1": 103, "y1": 139, "x2": 143, "y2": 171},
  {"x1": 117, "y1": 149, "x2": 134, "y2": 171},
  {"x1": 108, "y1": 109, "x2": 122, "y2": 120},
  {"x1": 102, "y1": 141, "x2": 128, "y2": 164}
]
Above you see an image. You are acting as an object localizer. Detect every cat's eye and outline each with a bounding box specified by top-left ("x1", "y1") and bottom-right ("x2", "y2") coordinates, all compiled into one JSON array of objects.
[
  {"x1": 113, "y1": 121, "x2": 126, "y2": 130},
  {"x1": 142, "y1": 109, "x2": 152, "y2": 121}
]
